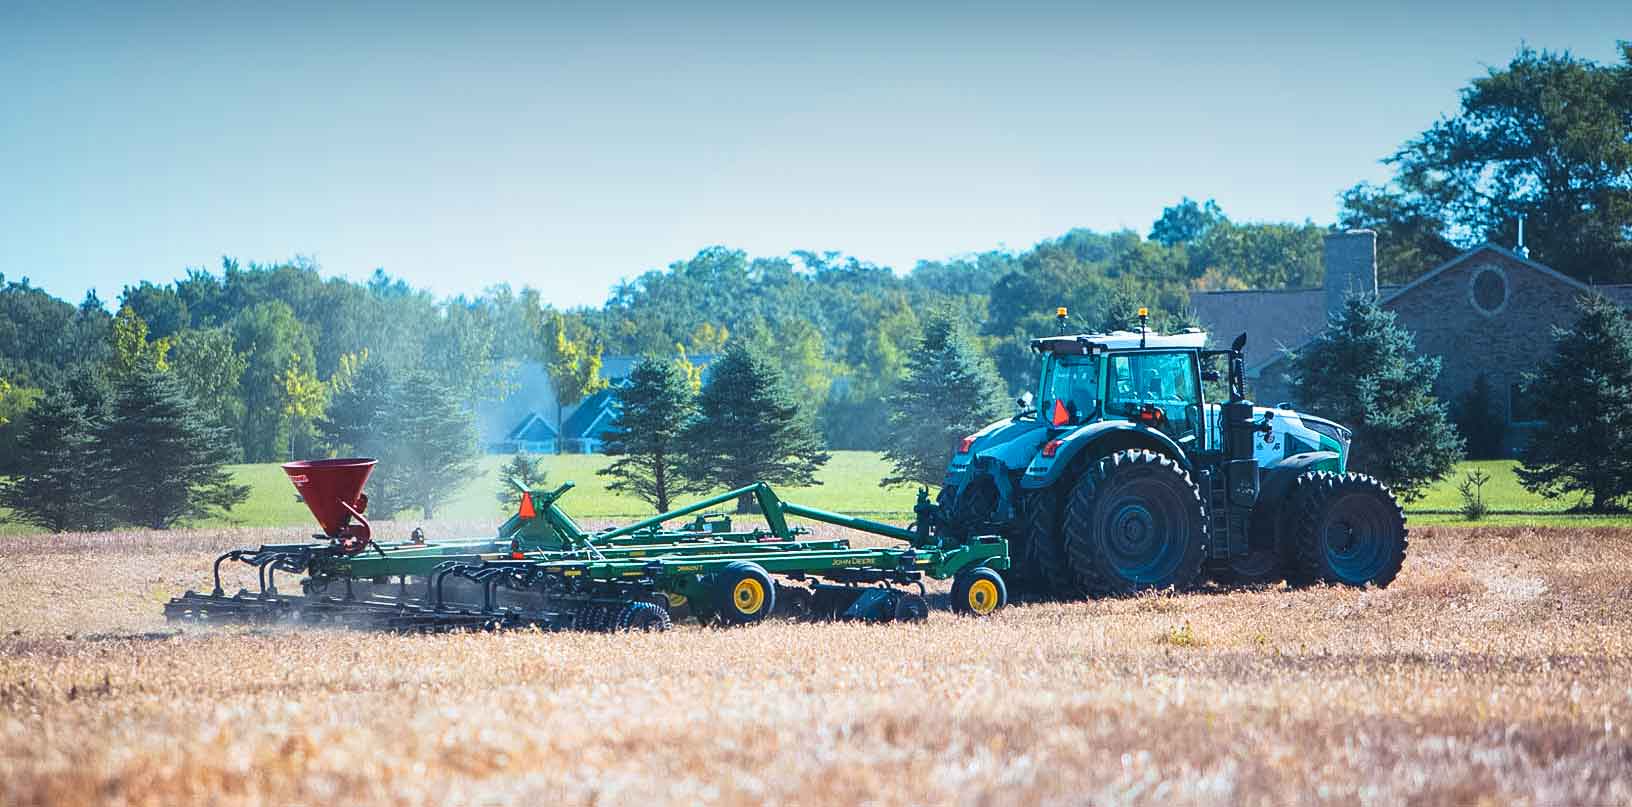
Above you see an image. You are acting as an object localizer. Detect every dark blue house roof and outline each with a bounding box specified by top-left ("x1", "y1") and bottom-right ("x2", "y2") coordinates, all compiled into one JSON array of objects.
[
  {"x1": 561, "y1": 385, "x2": 622, "y2": 440},
  {"x1": 505, "y1": 413, "x2": 558, "y2": 442}
]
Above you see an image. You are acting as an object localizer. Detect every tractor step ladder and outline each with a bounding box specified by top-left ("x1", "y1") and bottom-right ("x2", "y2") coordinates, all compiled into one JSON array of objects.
[{"x1": 1204, "y1": 468, "x2": 1231, "y2": 561}]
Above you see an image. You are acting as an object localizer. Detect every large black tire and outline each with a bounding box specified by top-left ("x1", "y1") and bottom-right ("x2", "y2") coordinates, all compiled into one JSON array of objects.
[
  {"x1": 1063, "y1": 449, "x2": 1207, "y2": 596},
  {"x1": 997, "y1": 494, "x2": 1044, "y2": 597},
  {"x1": 948, "y1": 477, "x2": 1000, "y2": 537},
  {"x1": 1290, "y1": 472, "x2": 1408, "y2": 588},
  {"x1": 1023, "y1": 488, "x2": 1078, "y2": 598},
  {"x1": 714, "y1": 561, "x2": 777, "y2": 625}
]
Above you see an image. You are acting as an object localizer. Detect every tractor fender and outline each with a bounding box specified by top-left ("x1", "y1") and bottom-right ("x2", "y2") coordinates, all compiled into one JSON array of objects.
[
  {"x1": 943, "y1": 417, "x2": 1048, "y2": 488},
  {"x1": 1019, "y1": 420, "x2": 1191, "y2": 491},
  {"x1": 1258, "y1": 451, "x2": 1343, "y2": 505}
]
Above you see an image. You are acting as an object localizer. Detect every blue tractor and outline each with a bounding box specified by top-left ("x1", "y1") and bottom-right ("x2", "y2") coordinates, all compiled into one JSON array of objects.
[{"x1": 938, "y1": 309, "x2": 1407, "y2": 599}]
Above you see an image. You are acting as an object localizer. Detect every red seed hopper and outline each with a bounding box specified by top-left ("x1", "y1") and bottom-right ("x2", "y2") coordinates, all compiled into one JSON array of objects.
[{"x1": 282, "y1": 458, "x2": 376, "y2": 555}]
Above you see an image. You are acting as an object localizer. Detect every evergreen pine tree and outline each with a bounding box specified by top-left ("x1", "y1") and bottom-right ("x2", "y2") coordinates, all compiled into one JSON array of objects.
[
  {"x1": 680, "y1": 342, "x2": 830, "y2": 512},
  {"x1": 318, "y1": 358, "x2": 398, "y2": 456},
  {"x1": 597, "y1": 356, "x2": 696, "y2": 512},
  {"x1": 1289, "y1": 295, "x2": 1462, "y2": 502},
  {"x1": 1516, "y1": 294, "x2": 1632, "y2": 512},
  {"x1": 102, "y1": 368, "x2": 249, "y2": 529},
  {"x1": 372, "y1": 371, "x2": 479, "y2": 519},
  {"x1": 496, "y1": 451, "x2": 547, "y2": 511},
  {"x1": 881, "y1": 311, "x2": 1008, "y2": 488},
  {"x1": 1452, "y1": 373, "x2": 1505, "y2": 460},
  {"x1": 0, "y1": 386, "x2": 111, "y2": 532}
]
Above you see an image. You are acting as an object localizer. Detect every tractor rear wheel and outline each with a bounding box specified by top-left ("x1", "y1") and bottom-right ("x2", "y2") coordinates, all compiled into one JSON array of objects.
[
  {"x1": 1063, "y1": 450, "x2": 1206, "y2": 596},
  {"x1": 947, "y1": 477, "x2": 999, "y2": 537},
  {"x1": 1023, "y1": 488, "x2": 1077, "y2": 598},
  {"x1": 1291, "y1": 472, "x2": 1408, "y2": 588}
]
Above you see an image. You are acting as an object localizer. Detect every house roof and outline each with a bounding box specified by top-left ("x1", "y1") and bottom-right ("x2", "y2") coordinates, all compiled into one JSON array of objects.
[
  {"x1": 1187, "y1": 288, "x2": 1327, "y2": 372},
  {"x1": 561, "y1": 386, "x2": 620, "y2": 439},
  {"x1": 1596, "y1": 284, "x2": 1632, "y2": 307},
  {"x1": 505, "y1": 413, "x2": 558, "y2": 442},
  {"x1": 1235, "y1": 243, "x2": 1629, "y2": 376},
  {"x1": 1378, "y1": 242, "x2": 1591, "y2": 307}
]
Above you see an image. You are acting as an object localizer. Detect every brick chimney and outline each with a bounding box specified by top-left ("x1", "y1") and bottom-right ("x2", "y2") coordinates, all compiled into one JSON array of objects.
[{"x1": 1324, "y1": 229, "x2": 1378, "y2": 319}]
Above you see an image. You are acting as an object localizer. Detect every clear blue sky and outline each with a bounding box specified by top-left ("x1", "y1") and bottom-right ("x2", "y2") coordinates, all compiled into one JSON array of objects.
[{"x1": 2, "y1": 1, "x2": 1627, "y2": 308}]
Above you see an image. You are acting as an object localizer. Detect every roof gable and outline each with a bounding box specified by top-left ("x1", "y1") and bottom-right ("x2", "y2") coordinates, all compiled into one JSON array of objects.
[
  {"x1": 506, "y1": 413, "x2": 557, "y2": 441},
  {"x1": 562, "y1": 387, "x2": 620, "y2": 438},
  {"x1": 1379, "y1": 242, "x2": 1593, "y2": 306}
]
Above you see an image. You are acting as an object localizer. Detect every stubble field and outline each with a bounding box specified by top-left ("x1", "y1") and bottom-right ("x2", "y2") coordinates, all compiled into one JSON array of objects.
[{"x1": 1, "y1": 521, "x2": 1630, "y2": 806}]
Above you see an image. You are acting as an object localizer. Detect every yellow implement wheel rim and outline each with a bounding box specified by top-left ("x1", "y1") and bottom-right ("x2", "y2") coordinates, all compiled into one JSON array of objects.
[
  {"x1": 732, "y1": 578, "x2": 766, "y2": 614},
  {"x1": 967, "y1": 578, "x2": 999, "y2": 615}
]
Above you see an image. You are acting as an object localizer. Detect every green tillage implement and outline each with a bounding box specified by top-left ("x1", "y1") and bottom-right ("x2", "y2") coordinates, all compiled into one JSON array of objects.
[{"x1": 165, "y1": 476, "x2": 1011, "y2": 633}]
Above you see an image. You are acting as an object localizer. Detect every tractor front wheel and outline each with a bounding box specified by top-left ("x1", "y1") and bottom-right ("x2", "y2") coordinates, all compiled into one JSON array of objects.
[
  {"x1": 1064, "y1": 449, "x2": 1206, "y2": 596},
  {"x1": 1290, "y1": 472, "x2": 1408, "y2": 588}
]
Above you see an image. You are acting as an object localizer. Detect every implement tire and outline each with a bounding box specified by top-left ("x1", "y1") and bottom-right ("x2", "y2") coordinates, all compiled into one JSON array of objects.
[
  {"x1": 1063, "y1": 449, "x2": 1206, "y2": 596},
  {"x1": 616, "y1": 601, "x2": 672, "y2": 632},
  {"x1": 950, "y1": 567, "x2": 1007, "y2": 616},
  {"x1": 714, "y1": 561, "x2": 776, "y2": 625},
  {"x1": 1290, "y1": 472, "x2": 1408, "y2": 588}
]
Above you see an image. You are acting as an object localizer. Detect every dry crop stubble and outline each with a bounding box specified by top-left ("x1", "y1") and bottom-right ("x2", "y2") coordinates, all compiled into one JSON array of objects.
[{"x1": 1, "y1": 524, "x2": 1630, "y2": 805}]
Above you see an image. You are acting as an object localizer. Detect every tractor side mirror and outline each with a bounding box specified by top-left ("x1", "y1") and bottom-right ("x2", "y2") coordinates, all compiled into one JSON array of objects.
[{"x1": 1016, "y1": 391, "x2": 1034, "y2": 411}]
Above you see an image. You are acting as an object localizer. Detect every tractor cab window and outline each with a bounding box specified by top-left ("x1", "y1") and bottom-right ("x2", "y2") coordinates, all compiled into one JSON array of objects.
[
  {"x1": 1105, "y1": 351, "x2": 1202, "y2": 444},
  {"x1": 1040, "y1": 356, "x2": 1098, "y2": 426}
]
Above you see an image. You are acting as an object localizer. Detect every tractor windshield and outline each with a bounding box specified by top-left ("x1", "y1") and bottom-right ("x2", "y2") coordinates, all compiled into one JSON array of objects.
[
  {"x1": 1039, "y1": 356, "x2": 1098, "y2": 426},
  {"x1": 1105, "y1": 351, "x2": 1202, "y2": 442}
]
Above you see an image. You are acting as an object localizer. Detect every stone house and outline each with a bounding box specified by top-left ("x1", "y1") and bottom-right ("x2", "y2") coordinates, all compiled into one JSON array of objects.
[{"x1": 1190, "y1": 229, "x2": 1632, "y2": 456}]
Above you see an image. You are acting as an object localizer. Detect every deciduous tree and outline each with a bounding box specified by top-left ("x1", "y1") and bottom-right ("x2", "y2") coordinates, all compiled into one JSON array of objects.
[
  {"x1": 1347, "y1": 44, "x2": 1632, "y2": 283},
  {"x1": 537, "y1": 313, "x2": 606, "y2": 452}
]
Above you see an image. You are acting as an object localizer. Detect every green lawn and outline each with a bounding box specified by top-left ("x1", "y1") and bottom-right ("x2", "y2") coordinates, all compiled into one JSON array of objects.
[
  {"x1": 2, "y1": 454, "x2": 1627, "y2": 535},
  {"x1": 0, "y1": 451, "x2": 921, "y2": 536}
]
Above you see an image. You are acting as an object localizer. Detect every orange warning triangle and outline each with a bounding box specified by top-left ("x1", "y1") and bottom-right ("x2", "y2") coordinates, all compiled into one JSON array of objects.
[{"x1": 518, "y1": 492, "x2": 536, "y2": 519}]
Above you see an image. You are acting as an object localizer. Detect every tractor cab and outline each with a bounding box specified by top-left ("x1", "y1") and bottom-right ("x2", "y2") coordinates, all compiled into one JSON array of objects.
[{"x1": 1033, "y1": 328, "x2": 1210, "y2": 449}]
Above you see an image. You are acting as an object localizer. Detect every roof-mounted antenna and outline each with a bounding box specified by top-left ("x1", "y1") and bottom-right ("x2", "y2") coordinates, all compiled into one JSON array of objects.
[{"x1": 1517, "y1": 216, "x2": 1529, "y2": 258}]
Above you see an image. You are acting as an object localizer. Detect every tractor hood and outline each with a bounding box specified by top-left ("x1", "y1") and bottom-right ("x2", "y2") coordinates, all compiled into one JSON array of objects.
[{"x1": 944, "y1": 416, "x2": 1048, "y2": 486}]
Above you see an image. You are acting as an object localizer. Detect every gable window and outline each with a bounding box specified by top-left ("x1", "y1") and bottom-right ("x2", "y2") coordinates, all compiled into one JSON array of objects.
[{"x1": 1469, "y1": 265, "x2": 1509, "y2": 316}]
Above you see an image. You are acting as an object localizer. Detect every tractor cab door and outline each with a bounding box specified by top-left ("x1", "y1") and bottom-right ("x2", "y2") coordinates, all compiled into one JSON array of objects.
[
  {"x1": 1038, "y1": 354, "x2": 1100, "y2": 428},
  {"x1": 1104, "y1": 351, "x2": 1204, "y2": 449}
]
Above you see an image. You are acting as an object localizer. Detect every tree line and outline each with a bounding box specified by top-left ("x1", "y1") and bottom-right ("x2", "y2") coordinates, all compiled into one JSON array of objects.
[{"x1": 2, "y1": 42, "x2": 1631, "y2": 526}]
